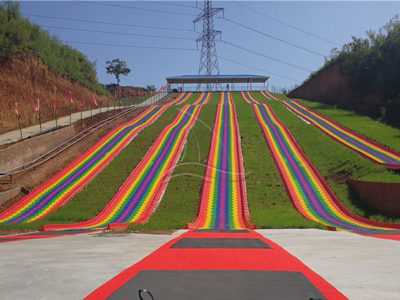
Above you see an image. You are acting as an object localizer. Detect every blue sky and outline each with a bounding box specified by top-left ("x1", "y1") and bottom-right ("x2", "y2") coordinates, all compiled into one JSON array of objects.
[{"x1": 19, "y1": 1, "x2": 400, "y2": 90}]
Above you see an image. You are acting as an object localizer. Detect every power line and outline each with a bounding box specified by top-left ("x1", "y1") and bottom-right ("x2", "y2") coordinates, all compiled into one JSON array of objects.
[
  {"x1": 41, "y1": 25, "x2": 195, "y2": 41},
  {"x1": 22, "y1": 13, "x2": 194, "y2": 32},
  {"x1": 143, "y1": 0, "x2": 199, "y2": 10},
  {"x1": 232, "y1": 1, "x2": 341, "y2": 46},
  {"x1": 80, "y1": 1, "x2": 197, "y2": 17},
  {"x1": 218, "y1": 55, "x2": 300, "y2": 82},
  {"x1": 220, "y1": 40, "x2": 312, "y2": 72},
  {"x1": 65, "y1": 40, "x2": 197, "y2": 51},
  {"x1": 222, "y1": 17, "x2": 326, "y2": 57}
]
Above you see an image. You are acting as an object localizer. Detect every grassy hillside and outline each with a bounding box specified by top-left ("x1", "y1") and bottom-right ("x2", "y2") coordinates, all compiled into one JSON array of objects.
[
  {"x1": 0, "y1": 2, "x2": 107, "y2": 94},
  {"x1": 134, "y1": 93, "x2": 321, "y2": 230},
  {"x1": 233, "y1": 93, "x2": 323, "y2": 229},
  {"x1": 133, "y1": 93, "x2": 219, "y2": 230},
  {"x1": 287, "y1": 96, "x2": 400, "y2": 153},
  {"x1": 1, "y1": 92, "x2": 398, "y2": 232},
  {"x1": 257, "y1": 92, "x2": 400, "y2": 223},
  {"x1": 0, "y1": 104, "x2": 181, "y2": 231},
  {"x1": 0, "y1": 2, "x2": 114, "y2": 134},
  {"x1": 291, "y1": 15, "x2": 400, "y2": 128}
]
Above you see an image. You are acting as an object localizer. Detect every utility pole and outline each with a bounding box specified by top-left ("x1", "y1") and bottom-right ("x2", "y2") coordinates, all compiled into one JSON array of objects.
[{"x1": 193, "y1": 0, "x2": 224, "y2": 91}]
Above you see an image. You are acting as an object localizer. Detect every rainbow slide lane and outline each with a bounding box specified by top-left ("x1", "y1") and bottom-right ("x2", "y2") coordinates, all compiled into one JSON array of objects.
[
  {"x1": 188, "y1": 92, "x2": 253, "y2": 230},
  {"x1": 86, "y1": 92, "x2": 345, "y2": 300},
  {"x1": 43, "y1": 99, "x2": 204, "y2": 231},
  {"x1": 173, "y1": 92, "x2": 193, "y2": 105},
  {"x1": 260, "y1": 90, "x2": 400, "y2": 169},
  {"x1": 242, "y1": 91, "x2": 400, "y2": 240},
  {"x1": 0, "y1": 92, "x2": 191, "y2": 225},
  {"x1": 0, "y1": 105, "x2": 167, "y2": 224},
  {"x1": 192, "y1": 91, "x2": 212, "y2": 105}
]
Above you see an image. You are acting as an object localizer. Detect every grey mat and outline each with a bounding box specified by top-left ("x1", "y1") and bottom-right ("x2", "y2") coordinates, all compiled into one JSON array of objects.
[
  {"x1": 170, "y1": 238, "x2": 271, "y2": 249},
  {"x1": 108, "y1": 270, "x2": 326, "y2": 300},
  {"x1": 352, "y1": 230, "x2": 400, "y2": 236},
  {"x1": 0, "y1": 238, "x2": 19, "y2": 243},
  {"x1": 193, "y1": 229, "x2": 249, "y2": 233},
  {"x1": 351, "y1": 230, "x2": 400, "y2": 235}
]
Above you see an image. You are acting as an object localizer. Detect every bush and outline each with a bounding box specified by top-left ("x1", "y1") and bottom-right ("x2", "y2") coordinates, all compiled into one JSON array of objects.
[{"x1": 295, "y1": 14, "x2": 400, "y2": 128}]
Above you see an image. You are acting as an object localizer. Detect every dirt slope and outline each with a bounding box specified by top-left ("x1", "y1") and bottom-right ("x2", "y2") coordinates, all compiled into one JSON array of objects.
[
  {"x1": 0, "y1": 56, "x2": 109, "y2": 134},
  {"x1": 289, "y1": 62, "x2": 385, "y2": 118}
]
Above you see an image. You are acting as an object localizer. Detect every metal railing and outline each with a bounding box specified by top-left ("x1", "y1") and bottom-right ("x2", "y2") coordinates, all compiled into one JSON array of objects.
[{"x1": 0, "y1": 93, "x2": 170, "y2": 182}]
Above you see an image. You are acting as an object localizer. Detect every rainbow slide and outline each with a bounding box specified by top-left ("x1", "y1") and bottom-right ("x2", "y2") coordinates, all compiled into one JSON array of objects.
[
  {"x1": 260, "y1": 90, "x2": 400, "y2": 169},
  {"x1": 0, "y1": 92, "x2": 191, "y2": 225},
  {"x1": 172, "y1": 92, "x2": 193, "y2": 105},
  {"x1": 43, "y1": 98, "x2": 205, "y2": 231},
  {"x1": 192, "y1": 91, "x2": 212, "y2": 105},
  {"x1": 0, "y1": 105, "x2": 168, "y2": 224},
  {"x1": 242, "y1": 91, "x2": 400, "y2": 233},
  {"x1": 189, "y1": 92, "x2": 253, "y2": 230}
]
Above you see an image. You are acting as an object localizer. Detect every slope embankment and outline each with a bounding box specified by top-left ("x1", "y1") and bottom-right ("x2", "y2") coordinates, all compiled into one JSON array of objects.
[
  {"x1": 0, "y1": 56, "x2": 108, "y2": 134},
  {"x1": 288, "y1": 62, "x2": 398, "y2": 126}
]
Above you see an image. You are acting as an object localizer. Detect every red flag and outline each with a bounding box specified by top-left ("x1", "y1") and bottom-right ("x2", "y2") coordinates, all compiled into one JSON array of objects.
[
  {"x1": 129, "y1": 90, "x2": 132, "y2": 97},
  {"x1": 158, "y1": 83, "x2": 168, "y2": 92},
  {"x1": 107, "y1": 96, "x2": 110, "y2": 105},
  {"x1": 92, "y1": 95, "x2": 98, "y2": 107},
  {"x1": 14, "y1": 102, "x2": 19, "y2": 118},
  {"x1": 114, "y1": 90, "x2": 117, "y2": 99},
  {"x1": 124, "y1": 89, "x2": 127, "y2": 98},
  {"x1": 53, "y1": 98, "x2": 57, "y2": 112},
  {"x1": 119, "y1": 90, "x2": 121, "y2": 98},
  {"x1": 133, "y1": 89, "x2": 136, "y2": 96},
  {"x1": 34, "y1": 98, "x2": 40, "y2": 112},
  {"x1": 68, "y1": 91, "x2": 73, "y2": 103}
]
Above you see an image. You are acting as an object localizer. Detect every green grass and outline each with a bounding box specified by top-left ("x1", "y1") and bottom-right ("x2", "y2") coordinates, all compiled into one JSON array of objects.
[
  {"x1": 132, "y1": 93, "x2": 219, "y2": 230},
  {"x1": 282, "y1": 94, "x2": 400, "y2": 153},
  {"x1": 253, "y1": 92, "x2": 400, "y2": 224},
  {"x1": 232, "y1": 93, "x2": 323, "y2": 229},
  {"x1": 2, "y1": 91, "x2": 398, "y2": 232},
  {"x1": 0, "y1": 105, "x2": 181, "y2": 231}
]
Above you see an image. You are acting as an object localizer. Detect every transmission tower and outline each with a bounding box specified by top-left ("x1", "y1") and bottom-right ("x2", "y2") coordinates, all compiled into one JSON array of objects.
[{"x1": 193, "y1": 0, "x2": 224, "y2": 90}]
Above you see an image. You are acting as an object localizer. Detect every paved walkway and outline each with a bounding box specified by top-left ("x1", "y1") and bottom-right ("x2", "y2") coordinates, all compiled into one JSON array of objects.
[
  {"x1": 0, "y1": 229, "x2": 399, "y2": 299},
  {"x1": 0, "y1": 93, "x2": 167, "y2": 146}
]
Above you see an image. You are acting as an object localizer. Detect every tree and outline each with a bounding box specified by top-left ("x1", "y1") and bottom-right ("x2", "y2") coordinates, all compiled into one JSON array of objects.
[
  {"x1": 146, "y1": 85, "x2": 156, "y2": 91},
  {"x1": 105, "y1": 58, "x2": 130, "y2": 86}
]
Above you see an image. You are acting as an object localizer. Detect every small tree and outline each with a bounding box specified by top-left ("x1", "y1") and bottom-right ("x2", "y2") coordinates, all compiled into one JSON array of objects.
[
  {"x1": 106, "y1": 58, "x2": 130, "y2": 86},
  {"x1": 146, "y1": 85, "x2": 156, "y2": 92}
]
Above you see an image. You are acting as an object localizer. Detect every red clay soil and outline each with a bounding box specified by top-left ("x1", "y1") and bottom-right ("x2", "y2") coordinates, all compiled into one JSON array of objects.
[
  {"x1": 0, "y1": 107, "x2": 145, "y2": 214},
  {"x1": 348, "y1": 179, "x2": 400, "y2": 217},
  {"x1": 0, "y1": 56, "x2": 109, "y2": 134},
  {"x1": 289, "y1": 62, "x2": 384, "y2": 116}
]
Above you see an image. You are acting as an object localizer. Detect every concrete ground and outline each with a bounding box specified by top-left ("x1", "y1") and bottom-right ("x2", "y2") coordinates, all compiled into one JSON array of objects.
[
  {"x1": 0, "y1": 229, "x2": 399, "y2": 299},
  {"x1": 258, "y1": 229, "x2": 400, "y2": 300},
  {"x1": 0, "y1": 230, "x2": 185, "y2": 300}
]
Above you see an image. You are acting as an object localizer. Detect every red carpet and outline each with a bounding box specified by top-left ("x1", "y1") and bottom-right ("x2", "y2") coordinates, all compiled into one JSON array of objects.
[{"x1": 86, "y1": 229, "x2": 346, "y2": 299}]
